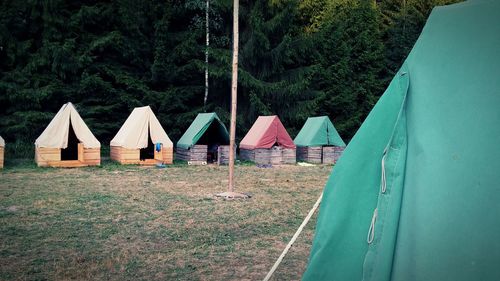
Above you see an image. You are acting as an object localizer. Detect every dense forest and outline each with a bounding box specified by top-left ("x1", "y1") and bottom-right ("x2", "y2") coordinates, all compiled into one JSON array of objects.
[{"x1": 0, "y1": 0, "x2": 461, "y2": 157}]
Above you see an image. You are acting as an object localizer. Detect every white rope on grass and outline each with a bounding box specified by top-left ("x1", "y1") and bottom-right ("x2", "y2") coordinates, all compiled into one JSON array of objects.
[{"x1": 262, "y1": 192, "x2": 323, "y2": 281}]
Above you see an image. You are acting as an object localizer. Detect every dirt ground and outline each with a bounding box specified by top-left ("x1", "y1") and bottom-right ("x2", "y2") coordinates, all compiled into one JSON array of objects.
[{"x1": 0, "y1": 161, "x2": 331, "y2": 280}]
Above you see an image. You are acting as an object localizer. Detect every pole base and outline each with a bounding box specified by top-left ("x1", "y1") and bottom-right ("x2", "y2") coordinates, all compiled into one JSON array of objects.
[{"x1": 215, "y1": 191, "x2": 251, "y2": 199}]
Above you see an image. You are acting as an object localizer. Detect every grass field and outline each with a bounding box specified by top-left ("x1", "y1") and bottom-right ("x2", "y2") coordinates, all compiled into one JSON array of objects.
[{"x1": 0, "y1": 160, "x2": 331, "y2": 281}]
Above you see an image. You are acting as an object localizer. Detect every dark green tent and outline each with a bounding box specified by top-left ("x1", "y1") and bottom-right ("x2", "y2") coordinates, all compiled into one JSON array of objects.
[
  {"x1": 303, "y1": 1, "x2": 500, "y2": 280},
  {"x1": 176, "y1": 113, "x2": 229, "y2": 149},
  {"x1": 294, "y1": 116, "x2": 345, "y2": 147}
]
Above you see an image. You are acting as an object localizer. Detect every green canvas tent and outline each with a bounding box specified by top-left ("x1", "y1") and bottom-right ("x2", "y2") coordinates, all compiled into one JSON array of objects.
[
  {"x1": 176, "y1": 113, "x2": 229, "y2": 150},
  {"x1": 303, "y1": 1, "x2": 500, "y2": 281},
  {"x1": 176, "y1": 113, "x2": 230, "y2": 164},
  {"x1": 294, "y1": 116, "x2": 346, "y2": 164},
  {"x1": 294, "y1": 116, "x2": 345, "y2": 147}
]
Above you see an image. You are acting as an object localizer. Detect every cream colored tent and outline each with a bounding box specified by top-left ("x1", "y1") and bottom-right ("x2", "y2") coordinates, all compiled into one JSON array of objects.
[
  {"x1": 110, "y1": 106, "x2": 173, "y2": 165},
  {"x1": 35, "y1": 102, "x2": 101, "y2": 167},
  {"x1": 0, "y1": 136, "x2": 4, "y2": 168}
]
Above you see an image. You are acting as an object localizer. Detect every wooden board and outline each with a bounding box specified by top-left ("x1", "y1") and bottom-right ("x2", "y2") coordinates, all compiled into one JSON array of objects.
[
  {"x1": 297, "y1": 146, "x2": 322, "y2": 164},
  {"x1": 188, "y1": 161, "x2": 207, "y2": 165},
  {"x1": 322, "y1": 146, "x2": 336, "y2": 164},
  {"x1": 270, "y1": 147, "x2": 283, "y2": 165},
  {"x1": 241, "y1": 147, "x2": 295, "y2": 165},
  {"x1": 0, "y1": 147, "x2": 4, "y2": 168},
  {"x1": 239, "y1": 149, "x2": 255, "y2": 162},
  {"x1": 176, "y1": 145, "x2": 208, "y2": 163},
  {"x1": 35, "y1": 147, "x2": 61, "y2": 166},
  {"x1": 45, "y1": 160, "x2": 90, "y2": 168},
  {"x1": 161, "y1": 148, "x2": 174, "y2": 164},
  {"x1": 217, "y1": 145, "x2": 233, "y2": 165},
  {"x1": 111, "y1": 146, "x2": 173, "y2": 165},
  {"x1": 35, "y1": 144, "x2": 100, "y2": 167},
  {"x1": 282, "y1": 148, "x2": 296, "y2": 164},
  {"x1": 333, "y1": 146, "x2": 345, "y2": 162},
  {"x1": 255, "y1": 148, "x2": 271, "y2": 165}
]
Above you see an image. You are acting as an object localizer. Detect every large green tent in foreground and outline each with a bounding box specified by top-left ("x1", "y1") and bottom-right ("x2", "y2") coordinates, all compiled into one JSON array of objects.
[
  {"x1": 294, "y1": 116, "x2": 345, "y2": 147},
  {"x1": 303, "y1": 1, "x2": 500, "y2": 280}
]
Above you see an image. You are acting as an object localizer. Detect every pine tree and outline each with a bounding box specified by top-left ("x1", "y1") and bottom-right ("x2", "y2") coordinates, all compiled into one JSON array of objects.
[{"x1": 315, "y1": 0, "x2": 386, "y2": 140}]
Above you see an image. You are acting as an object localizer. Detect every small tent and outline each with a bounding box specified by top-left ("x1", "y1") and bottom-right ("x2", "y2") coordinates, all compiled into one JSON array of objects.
[
  {"x1": 0, "y1": 136, "x2": 4, "y2": 168},
  {"x1": 110, "y1": 106, "x2": 173, "y2": 165},
  {"x1": 294, "y1": 116, "x2": 346, "y2": 164},
  {"x1": 35, "y1": 102, "x2": 100, "y2": 167},
  {"x1": 239, "y1": 116, "x2": 296, "y2": 165},
  {"x1": 303, "y1": 1, "x2": 500, "y2": 281},
  {"x1": 176, "y1": 113, "x2": 230, "y2": 165}
]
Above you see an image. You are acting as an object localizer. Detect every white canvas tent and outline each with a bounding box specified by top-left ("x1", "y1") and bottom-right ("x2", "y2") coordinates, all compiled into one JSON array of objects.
[
  {"x1": 110, "y1": 106, "x2": 173, "y2": 165},
  {"x1": 35, "y1": 102, "x2": 100, "y2": 149},
  {"x1": 35, "y1": 102, "x2": 100, "y2": 167},
  {"x1": 110, "y1": 106, "x2": 173, "y2": 149}
]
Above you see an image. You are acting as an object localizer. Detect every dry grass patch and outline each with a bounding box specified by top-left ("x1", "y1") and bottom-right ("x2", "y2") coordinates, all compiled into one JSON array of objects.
[{"x1": 0, "y1": 161, "x2": 331, "y2": 280}]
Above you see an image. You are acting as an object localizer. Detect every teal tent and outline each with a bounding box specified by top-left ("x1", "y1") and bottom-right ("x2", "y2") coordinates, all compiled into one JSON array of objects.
[
  {"x1": 303, "y1": 1, "x2": 500, "y2": 280},
  {"x1": 294, "y1": 116, "x2": 345, "y2": 147},
  {"x1": 176, "y1": 113, "x2": 229, "y2": 149}
]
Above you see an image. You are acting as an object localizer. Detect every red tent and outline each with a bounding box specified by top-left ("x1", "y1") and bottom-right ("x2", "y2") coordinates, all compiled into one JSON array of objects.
[{"x1": 240, "y1": 116, "x2": 296, "y2": 150}]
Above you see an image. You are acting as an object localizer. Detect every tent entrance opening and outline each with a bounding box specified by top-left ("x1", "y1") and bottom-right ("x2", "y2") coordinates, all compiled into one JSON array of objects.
[
  {"x1": 61, "y1": 121, "x2": 79, "y2": 161},
  {"x1": 197, "y1": 121, "x2": 229, "y2": 163},
  {"x1": 140, "y1": 132, "x2": 155, "y2": 160}
]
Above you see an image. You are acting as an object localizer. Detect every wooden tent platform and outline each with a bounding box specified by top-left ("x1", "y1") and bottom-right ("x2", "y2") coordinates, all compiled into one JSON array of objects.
[
  {"x1": 110, "y1": 146, "x2": 173, "y2": 165},
  {"x1": 297, "y1": 146, "x2": 345, "y2": 164},
  {"x1": 176, "y1": 145, "x2": 231, "y2": 165},
  {"x1": 35, "y1": 144, "x2": 100, "y2": 167},
  {"x1": 240, "y1": 147, "x2": 296, "y2": 165}
]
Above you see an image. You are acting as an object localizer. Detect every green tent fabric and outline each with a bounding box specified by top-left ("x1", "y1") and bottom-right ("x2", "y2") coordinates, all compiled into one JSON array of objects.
[
  {"x1": 294, "y1": 116, "x2": 346, "y2": 147},
  {"x1": 176, "y1": 113, "x2": 229, "y2": 149},
  {"x1": 303, "y1": 1, "x2": 500, "y2": 281}
]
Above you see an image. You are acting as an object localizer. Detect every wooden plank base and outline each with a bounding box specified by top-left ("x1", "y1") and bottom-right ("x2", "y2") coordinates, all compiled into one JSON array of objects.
[
  {"x1": 296, "y1": 146, "x2": 346, "y2": 164},
  {"x1": 35, "y1": 144, "x2": 100, "y2": 167},
  {"x1": 110, "y1": 146, "x2": 173, "y2": 165},
  {"x1": 240, "y1": 147, "x2": 295, "y2": 165}
]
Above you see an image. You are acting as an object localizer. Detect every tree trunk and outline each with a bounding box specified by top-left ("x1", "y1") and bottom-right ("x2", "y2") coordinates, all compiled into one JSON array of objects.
[{"x1": 204, "y1": 0, "x2": 210, "y2": 107}]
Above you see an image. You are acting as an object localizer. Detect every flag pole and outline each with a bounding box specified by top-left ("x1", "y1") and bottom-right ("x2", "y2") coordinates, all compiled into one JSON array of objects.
[{"x1": 216, "y1": 0, "x2": 248, "y2": 199}]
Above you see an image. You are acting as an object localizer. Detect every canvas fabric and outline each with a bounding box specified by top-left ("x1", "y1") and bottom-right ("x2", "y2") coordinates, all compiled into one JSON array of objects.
[
  {"x1": 176, "y1": 113, "x2": 229, "y2": 149},
  {"x1": 239, "y1": 116, "x2": 296, "y2": 150},
  {"x1": 294, "y1": 116, "x2": 346, "y2": 147},
  {"x1": 110, "y1": 106, "x2": 173, "y2": 149},
  {"x1": 35, "y1": 102, "x2": 100, "y2": 149},
  {"x1": 0, "y1": 136, "x2": 4, "y2": 147},
  {"x1": 303, "y1": 1, "x2": 500, "y2": 280}
]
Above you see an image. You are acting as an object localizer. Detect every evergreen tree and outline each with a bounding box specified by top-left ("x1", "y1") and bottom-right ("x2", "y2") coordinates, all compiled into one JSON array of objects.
[
  {"x1": 379, "y1": 0, "x2": 462, "y2": 74},
  {"x1": 0, "y1": 0, "x2": 465, "y2": 157},
  {"x1": 315, "y1": 0, "x2": 386, "y2": 140}
]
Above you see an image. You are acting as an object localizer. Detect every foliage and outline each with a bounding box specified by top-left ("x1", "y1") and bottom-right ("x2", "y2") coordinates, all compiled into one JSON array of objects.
[{"x1": 0, "y1": 0, "x2": 463, "y2": 156}]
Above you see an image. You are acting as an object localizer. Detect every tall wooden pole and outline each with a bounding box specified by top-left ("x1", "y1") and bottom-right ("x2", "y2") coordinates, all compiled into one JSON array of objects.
[
  {"x1": 228, "y1": 0, "x2": 239, "y2": 192},
  {"x1": 216, "y1": 0, "x2": 247, "y2": 199}
]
